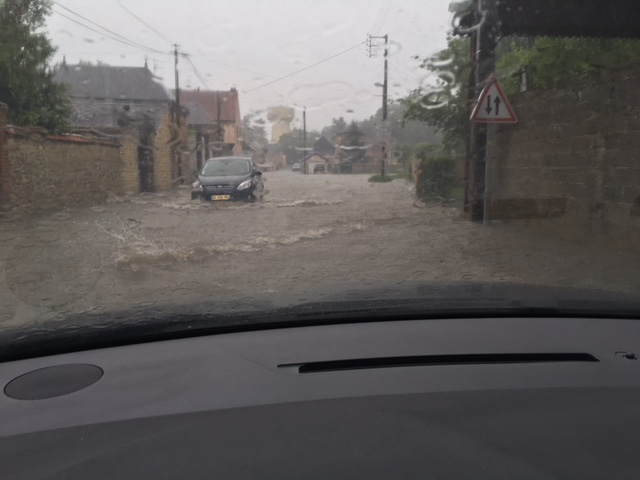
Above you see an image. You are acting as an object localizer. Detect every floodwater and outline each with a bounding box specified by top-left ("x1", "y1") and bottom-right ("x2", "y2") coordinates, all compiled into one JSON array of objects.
[{"x1": 1, "y1": 171, "x2": 639, "y2": 330}]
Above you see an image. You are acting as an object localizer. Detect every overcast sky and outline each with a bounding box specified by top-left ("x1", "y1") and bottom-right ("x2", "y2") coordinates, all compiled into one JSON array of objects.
[{"x1": 46, "y1": 0, "x2": 453, "y2": 130}]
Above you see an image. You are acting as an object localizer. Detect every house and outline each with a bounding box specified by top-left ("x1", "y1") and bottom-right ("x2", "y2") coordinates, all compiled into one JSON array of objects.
[
  {"x1": 302, "y1": 153, "x2": 329, "y2": 174},
  {"x1": 313, "y1": 136, "x2": 336, "y2": 159},
  {"x1": 180, "y1": 88, "x2": 242, "y2": 171},
  {"x1": 55, "y1": 62, "x2": 189, "y2": 193}
]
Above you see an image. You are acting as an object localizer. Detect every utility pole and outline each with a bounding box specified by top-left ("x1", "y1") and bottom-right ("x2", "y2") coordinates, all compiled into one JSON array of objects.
[
  {"x1": 368, "y1": 34, "x2": 389, "y2": 176},
  {"x1": 173, "y1": 44, "x2": 181, "y2": 127},
  {"x1": 382, "y1": 34, "x2": 388, "y2": 177},
  {"x1": 303, "y1": 107, "x2": 307, "y2": 174}
]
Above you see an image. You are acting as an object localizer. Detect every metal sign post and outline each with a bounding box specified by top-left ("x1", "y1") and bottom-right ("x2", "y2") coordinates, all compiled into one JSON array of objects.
[{"x1": 471, "y1": 75, "x2": 517, "y2": 225}]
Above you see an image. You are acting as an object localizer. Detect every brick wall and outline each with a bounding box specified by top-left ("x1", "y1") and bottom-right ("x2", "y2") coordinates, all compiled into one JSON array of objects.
[
  {"x1": 5, "y1": 134, "x2": 121, "y2": 212},
  {"x1": 492, "y1": 59, "x2": 640, "y2": 243}
]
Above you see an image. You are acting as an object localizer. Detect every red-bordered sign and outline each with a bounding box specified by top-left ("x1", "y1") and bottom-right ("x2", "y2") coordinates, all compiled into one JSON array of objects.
[{"x1": 470, "y1": 75, "x2": 517, "y2": 123}]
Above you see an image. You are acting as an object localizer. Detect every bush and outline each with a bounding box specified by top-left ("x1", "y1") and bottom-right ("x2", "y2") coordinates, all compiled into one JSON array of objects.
[
  {"x1": 368, "y1": 174, "x2": 394, "y2": 183},
  {"x1": 416, "y1": 157, "x2": 456, "y2": 201}
]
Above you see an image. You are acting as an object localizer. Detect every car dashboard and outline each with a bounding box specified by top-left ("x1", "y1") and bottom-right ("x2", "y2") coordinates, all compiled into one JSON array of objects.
[{"x1": 2, "y1": 316, "x2": 640, "y2": 479}]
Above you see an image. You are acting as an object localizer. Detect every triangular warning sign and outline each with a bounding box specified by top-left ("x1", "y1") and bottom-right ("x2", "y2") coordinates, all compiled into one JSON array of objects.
[{"x1": 470, "y1": 76, "x2": 517, "y2": 123}]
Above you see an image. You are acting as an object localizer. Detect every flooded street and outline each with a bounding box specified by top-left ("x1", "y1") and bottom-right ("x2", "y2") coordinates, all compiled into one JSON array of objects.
[{"x1": 1, "y1": 171, "x2": 639, "y2": 330}]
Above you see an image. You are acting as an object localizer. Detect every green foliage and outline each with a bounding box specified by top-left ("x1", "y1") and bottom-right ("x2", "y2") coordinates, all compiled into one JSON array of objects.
[
  {"x1": 0, "y1": 0, "x2": 71, "y2": 132},
  {"x1": 400, "y1": 35, "x2": 471, "y2": 154},
  {"x1": 320, "y1": 117, "x2": 348, "y2": 140},
  {"x1": 339, "y1": 121, "x2": 367, "y2": 163},
  {"x1": 356, "y1": 102, "x2": 441, "y2": 147},
  {"x1": 242, "y1": 114, "x2": 268, "y2": 147},
  {"x1": 278, "y1": 128, "x2": 320, "y2": 164},
  {"x1": 414, "y1": 143, "x2": 445, "y2": 160},
  {"x1": 414, "y1": 144, "x2": 456, "y2": 201},
  {"x1": 397, "y1": 0, "x2": 640, "y2": 159},
  {"x1": 497, "y1": 37, "x2": 640, "y2": 96},
  {"x1": 393, "y1": 143, "x2": 415, "y2": 166}
]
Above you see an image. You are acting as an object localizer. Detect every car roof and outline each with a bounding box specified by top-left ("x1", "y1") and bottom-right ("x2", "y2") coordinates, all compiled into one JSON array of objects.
[{"x1": 204, "y1": 156, "x2": 252, "y2": 163}]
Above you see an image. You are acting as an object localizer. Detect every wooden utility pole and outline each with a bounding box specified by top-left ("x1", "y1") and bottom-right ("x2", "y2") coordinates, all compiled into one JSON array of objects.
[
  {"x1": 381, "y1": 34, "x2": 388, "y2": 177},
  {"x1": 368, "y1": 34, "x2": 389, "y2": 176},
  {"x1": 173, "y1": 44, "x2": 181, "y2": 127},
  {"x1": 302, "y1": 107, "x2": 307, "y2": 174}
]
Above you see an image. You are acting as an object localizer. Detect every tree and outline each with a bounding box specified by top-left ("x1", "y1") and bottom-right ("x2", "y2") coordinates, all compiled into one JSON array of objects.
[
  {"x1": 338, "y1": 121, "x2": 367, "y2": 163},
  {"x1": 278, "y1": 128, "x2": 320, "y2": 164},
  {"x1": 399, "y1": 34, "x2": 471, "y2": 154},
  {"x1": 241, "y1": 114, "x2": 268, "y2": 148},
  {"x1": 320, "y1": 117, "x2": 347, "y2": 141},
  {"x1": 496, "y1": 37, "x2": 640, "y2": 95},
  {"x1": 0, "y1": 0, "x2": 71, "y2": 132},
  {"x1": 398, "y1": 0, "x2": 640, "y2": 157},
  {"x1": 360, "y1": 102, "x2": 441, "y2": 145}
]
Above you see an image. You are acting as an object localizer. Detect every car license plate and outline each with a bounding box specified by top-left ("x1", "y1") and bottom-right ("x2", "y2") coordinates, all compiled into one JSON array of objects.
[{"x1": 212, "y1": 195, "x2": 230, "y2": 201}]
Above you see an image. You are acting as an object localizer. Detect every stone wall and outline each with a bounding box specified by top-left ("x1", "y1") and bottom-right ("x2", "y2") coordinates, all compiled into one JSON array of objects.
[
  {"x1": 4, "y1": 134, "x2": 121, "y2": 212},
  {"x1": 0, "y1": 103, "x2": 9, "y2": 206},
  {"x1": 154, "y1": 111, "x2": 189, "y2": 190},
  {"x1": 119, "y1": 137, "x2": 140, "y2": 195},
  {"x1": 491, "y1": 59, "x2": 640, "y2": 244},
  {"x1": 0, "y1": 104, "x2": 190, "y2": 211}
]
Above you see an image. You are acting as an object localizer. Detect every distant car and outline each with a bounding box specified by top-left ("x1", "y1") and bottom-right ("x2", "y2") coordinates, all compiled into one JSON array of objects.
[
  {"x1": 191, "y1": 156, "x2": 264, "y2": 202},
  {"x1": 313, "y1": 164, "x2": 326, "y2": 174},
  {"x1": 291, "y1": 163, "x2": 301, "y2": 172}
]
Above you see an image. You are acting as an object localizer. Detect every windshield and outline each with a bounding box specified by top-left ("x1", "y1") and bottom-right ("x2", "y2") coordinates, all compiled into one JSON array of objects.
[
  {"x1": 201, "y1": 158, "x2": 251, "y2": 176},
  {"x1": 1, "y1": 0, "x2": 640, "y2": 345}
]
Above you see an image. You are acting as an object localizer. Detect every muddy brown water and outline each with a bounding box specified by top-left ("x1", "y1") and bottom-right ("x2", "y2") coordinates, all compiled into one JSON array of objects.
[{"x1": 1, "y1": 171, "x2": 639, "y2": 330}]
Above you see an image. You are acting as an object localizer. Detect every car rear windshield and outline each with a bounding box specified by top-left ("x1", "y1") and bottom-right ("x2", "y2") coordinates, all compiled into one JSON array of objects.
[{"x1": 201, "y1": 159, "x2": 251, "y2": 176}]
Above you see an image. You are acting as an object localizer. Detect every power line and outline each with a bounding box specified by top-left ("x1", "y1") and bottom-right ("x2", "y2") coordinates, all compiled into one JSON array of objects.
[
  {"x1": 394, "y1": 57, "x2": 422, "y2": 75},
  {"x1": 390, "y1": 58, "x2": 421, "y2": 83},
  {"x1": 53, "y1": 9, "x2": 162, "y2": 53},
  {"x1": 184, "y1": 54, "x2": 210, "y2": 90},
  {"x1": 245, "y1": 42, "x2": 365, "y2": 94},
  {"x1": 373, "y1": 0, "x2": 392, "y2": 36},
  {"x1": 54, "y1": 4, "x2": 277, "y2": 85},
  {"x1": 368, "y1": 0, "x2": 387, "y2": 35},
  {"x1": 189, "y1": 54, "x2": 279, "y2": 79},
  {"x1": 53, "y1": 2, "x2": 167, "y2": 55},
  {"x1": 116, "y1": 0, "x2": 174, "y2": 44},
  {"x1": 377, "y1": 1, "x2": 393, "y2": 35},
  {"x1": 388, "y1": 65, "x2": 417, "y2": 86}
]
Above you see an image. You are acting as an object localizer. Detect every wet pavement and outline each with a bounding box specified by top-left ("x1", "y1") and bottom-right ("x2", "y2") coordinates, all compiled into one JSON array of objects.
[{"x1": 1, "y1": 170, "x2": 639, "y2": 330}]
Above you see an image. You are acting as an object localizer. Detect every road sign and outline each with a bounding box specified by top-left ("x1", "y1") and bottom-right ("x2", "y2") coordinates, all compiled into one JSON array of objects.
[{"x1": 470, "y1": 76, "x2": 517, "y2": 123}]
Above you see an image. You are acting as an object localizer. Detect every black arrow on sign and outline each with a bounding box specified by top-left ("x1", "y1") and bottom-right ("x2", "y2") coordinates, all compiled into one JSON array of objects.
[
  {"x1": 485, "y1": 95, "x2": 492, "y2": 114},
  {"x1": 494, "y1": 96, "x2": 501, "y2": 116}
]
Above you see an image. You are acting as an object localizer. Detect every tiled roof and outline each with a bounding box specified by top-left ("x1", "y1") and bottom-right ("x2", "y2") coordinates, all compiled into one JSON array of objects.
[
  {"x1": 55, "y1": 64, "x2": 170, "y2": 102},
  {"x1": 67, "y1": 99, "x2": 167, "y2": 129},
  {"x1": 182, "y1": 102, "x2": 213, "y2": 126},
  {"x1": 303, "y1": 152, "x2": 329, "y2": 162},
  {"x1": 313, "y1": 136, "x2": 335, "y2": 155},
  {"x1": 179, "y1": 89, "x2": 239, "y2": 124}
]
